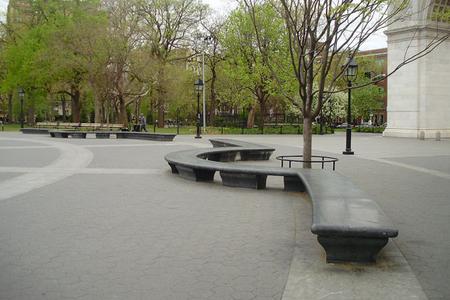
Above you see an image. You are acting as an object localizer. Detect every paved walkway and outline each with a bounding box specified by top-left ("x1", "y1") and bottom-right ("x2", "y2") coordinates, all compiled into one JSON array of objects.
[
  {"x1": 0, "y1": 132, "x2": 448, "y2": 299},
  {"x1": 0, "y1": 134, "x2": 295, "y2": 300},
  {"x1": 228, "y1": 133, "x2": 450, "y2": 300}
]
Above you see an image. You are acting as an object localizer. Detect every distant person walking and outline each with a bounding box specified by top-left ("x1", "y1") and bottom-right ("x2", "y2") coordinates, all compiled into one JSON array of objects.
[{"x1": 139, "y1": 114, "x2": 147, "y2": 132}]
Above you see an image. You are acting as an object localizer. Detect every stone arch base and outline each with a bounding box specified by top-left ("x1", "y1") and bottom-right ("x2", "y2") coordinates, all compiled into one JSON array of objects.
[{"x1": 384, "y1": 15, "x2": 450, "y2": 139}]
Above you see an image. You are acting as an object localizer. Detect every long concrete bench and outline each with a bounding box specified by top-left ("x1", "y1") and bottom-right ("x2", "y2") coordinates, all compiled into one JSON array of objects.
[
  {"x1": 115, "y1": 131, "x2": 175, "y2": 141},
  {"x1": 49, "y1": 130, "x2": 87, "y2": 138},
  {"x1": 165, "y1": 139, "x2": 398, "y2": 263},
  {"x1": 48, "y1": 130, "x2": 175, "y2": 141},
  {"x1": 20, "y1": 128, "x2": 50, "y2": 134},
  {"x1": 36, "y1": 122, "x2": 126, "y2": 131}
]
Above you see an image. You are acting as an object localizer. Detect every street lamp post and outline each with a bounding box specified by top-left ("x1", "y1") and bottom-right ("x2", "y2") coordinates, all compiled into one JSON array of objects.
[
  {"x1": 194, "y1": 78, "x2": 204, "y2": 139},
  {"x1": 202, "y1": 35, "x2": 213, "y2": 133},
  {"x1": 18, "y1": 88, "x2": 25, "y2": 129},
  {"x1": 342, "y1": 56, "x2": 358, "y2": 155}
]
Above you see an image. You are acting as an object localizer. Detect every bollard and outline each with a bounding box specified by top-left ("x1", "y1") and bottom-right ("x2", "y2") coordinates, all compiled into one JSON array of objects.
[
  {"x1": 0, "y1": 120, "x2": 3, "y2": 131},
  {"x1": 436, "y1": 131, "x2": 441, "y2": 141},
  {"x1": 419, "y1": 131, "x2": 425, "y2": 140},
  {"x1": 176, "y1": 109, "x2": 180, "y2": 135}
]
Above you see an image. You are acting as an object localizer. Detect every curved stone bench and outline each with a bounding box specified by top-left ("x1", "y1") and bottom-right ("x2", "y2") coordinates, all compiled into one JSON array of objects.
[
  {"x1": 48, "y1": 130, "x2": 176, "y2": 141},
  {"x1": 165, "y1": 138, "x2": 398, "y2": 263}
]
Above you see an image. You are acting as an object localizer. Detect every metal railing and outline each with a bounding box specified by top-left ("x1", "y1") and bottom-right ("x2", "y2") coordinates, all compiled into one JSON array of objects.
[{"x1": 276, "y1": 155, "x2": 338, "y2": 170}]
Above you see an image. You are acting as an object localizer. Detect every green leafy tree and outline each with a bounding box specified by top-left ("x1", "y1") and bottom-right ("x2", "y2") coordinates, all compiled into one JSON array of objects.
[
  {"x1": 221, "y1": 3, "x2": 288, "y2": 129},
  {"x1": 136, "y1": 0, "x2": 207, "y2": 127},
  {"x1": 243, "y1": 0, "x2": 443, "y2": 167}
]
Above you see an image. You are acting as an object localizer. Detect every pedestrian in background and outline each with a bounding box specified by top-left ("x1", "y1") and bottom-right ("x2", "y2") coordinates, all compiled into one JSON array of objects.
[{"x1": 139, "y1": 114, "x2": 147, "y2": 132}]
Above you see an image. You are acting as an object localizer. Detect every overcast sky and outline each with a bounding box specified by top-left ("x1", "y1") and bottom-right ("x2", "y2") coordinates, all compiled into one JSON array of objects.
[{"x1": 0, "y1": 0, "x2": 386, "y2": 50}]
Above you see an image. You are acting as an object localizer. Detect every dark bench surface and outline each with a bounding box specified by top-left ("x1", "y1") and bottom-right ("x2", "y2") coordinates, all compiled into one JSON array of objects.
[
  {"x1": 209, "y1": 138, "x2": 275, "y2": 149},
  {"x1": 20, "y1": 128, "x2": 50, "y2": 134},
  {"x1": 48, "y1": 130, "x2": 176, "y2": 141},
  {"x1": 165, "y1": 138, "x2": 398, "y2": 263}
]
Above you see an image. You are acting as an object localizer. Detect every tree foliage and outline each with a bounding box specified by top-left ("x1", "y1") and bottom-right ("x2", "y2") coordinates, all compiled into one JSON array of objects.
[{"x1": 1, "y1": 0, "x2": 446, "y2": 167}]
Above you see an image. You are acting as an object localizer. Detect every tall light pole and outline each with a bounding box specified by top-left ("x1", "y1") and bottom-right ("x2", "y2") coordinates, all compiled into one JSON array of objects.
[
  {"x1": 18, "y1": 88, "x2": 25, "y2": 129},
  {"x1": 342, "y1": 56, "x2": 358, "y2": 155},
  {"x1": 194, "y1": 78, "x2": 204, "y2": 139},
  {"x1": 201, "y1": 36, "x2": 213, "y2": 133},
  {"x1": 202, "y1": 50, "x2": 206, "y2": 133}
]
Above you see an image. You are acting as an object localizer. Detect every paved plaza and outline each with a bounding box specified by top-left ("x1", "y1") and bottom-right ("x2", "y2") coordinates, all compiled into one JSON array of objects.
[{"x1": 0, "y1": 132, "x2": 449, "y2": 299}]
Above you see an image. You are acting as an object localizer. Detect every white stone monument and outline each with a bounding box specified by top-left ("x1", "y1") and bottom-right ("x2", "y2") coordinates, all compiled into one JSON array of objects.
[{"x1": 384, "y1": 0, "x2": 450, "y2": 139}]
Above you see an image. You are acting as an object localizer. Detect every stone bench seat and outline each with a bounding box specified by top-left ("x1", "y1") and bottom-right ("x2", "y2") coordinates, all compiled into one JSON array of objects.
[
  {"x1": 20, "y1": 128, "x2": 50, "y2": 134},
  {"x1": 48, "y1": 130, "x2": 175, "y2": 141},
  {"x1": 165, "y1": 138, "x2": 398, "y2": 263},
  {"x1": 49, "y1": 130, "x2": 86, "y2": 138},
  {"x1": 115, "y1": 131, "x2": 175, "y2": 141}
]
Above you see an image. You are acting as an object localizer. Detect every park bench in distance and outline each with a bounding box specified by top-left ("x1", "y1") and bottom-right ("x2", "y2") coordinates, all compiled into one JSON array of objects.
[
  {"x1": 20, "y1": 128, "x2": 50, "y2": 134},
  {"x1": 35, "y1": 122, "x2": 126, "y2": 131},
  {"x1": 165, "y1": 139, "x2": 398, "y2": 263},
  {"x1": 48, "y1": 130, "x2": 175, "y2": 141}
]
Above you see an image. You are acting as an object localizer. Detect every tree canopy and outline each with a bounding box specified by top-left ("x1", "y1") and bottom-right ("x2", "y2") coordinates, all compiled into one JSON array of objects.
[{"x1": 1, "y1": 0, "x2": 446, "y2": 167}]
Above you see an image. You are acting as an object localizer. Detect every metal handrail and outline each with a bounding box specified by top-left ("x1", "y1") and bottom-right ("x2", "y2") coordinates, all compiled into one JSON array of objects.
[{"x1": 276, "y1": 155, "x2": 338, "y2": 170}]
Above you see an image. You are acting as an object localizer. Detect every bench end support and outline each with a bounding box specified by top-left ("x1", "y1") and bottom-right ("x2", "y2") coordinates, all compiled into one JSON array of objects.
[{"x1": 317, "y1": 235, "x2": 389, "y2": 263}]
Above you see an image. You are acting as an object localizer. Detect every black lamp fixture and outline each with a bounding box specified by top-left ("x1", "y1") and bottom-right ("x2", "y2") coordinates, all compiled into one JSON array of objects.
[
  {"x1": 342, "y1": 56, "x2": 358, "y2": 155},
  {"x1": 18, "y1": 87, "x2": 25, "y2": 128},
  {"x1": 194, "y1": 78, "x2": 204, "y2": 139}
]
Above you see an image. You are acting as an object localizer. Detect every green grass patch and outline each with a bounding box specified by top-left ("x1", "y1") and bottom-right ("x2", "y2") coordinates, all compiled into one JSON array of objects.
[
  {"x1": 152, "y1": 124, "x2": 334, "y2": 135},
  {"x1": 0, "y1": 124, "x2": 21, "y2": 132}
]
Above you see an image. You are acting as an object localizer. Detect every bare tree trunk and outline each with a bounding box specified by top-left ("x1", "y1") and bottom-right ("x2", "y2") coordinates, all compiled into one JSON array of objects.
[
  {"x1": 156, "y1": 66, "x2": 165, "y2": 128},
  {"x1": 62, "y1": 98, "x2": 67, "y2": 121},
  {"x1": 7, "y1": 93, "x2": 13, "y2": 122},
  {"x1": 71, "y1": 87, "x2": 81, "y2": 123},
  {"x1": 105, "y1": 102, "x2": 110, "y2": 124},
  {"x1": 258, "y1": 97, "x2": 266, "y2": 129},
  {"x1": 27, "y1": 99, "x2": 35, "y2": 126},
  {"x1": 303, "y1": 116, "x2": 312, "y2": 169},
  {"x1": 118, "y1": 96, "x2": 128, "y2": 127},
  {"x1": 95, "y1": 99, "x2": 102, "y2": 123},
  {"x1": 256, "y1": 87, "x2": 268, "y2": 130},
  {"x1": 247, "y1": 106, "x2": 256, "y2": 128},
  {"x1": 93, "y1": 88, "x2": 103, "y2": 123},
  {"x1": 158, "y1": 103, "x2": 164, "y2": 128}
]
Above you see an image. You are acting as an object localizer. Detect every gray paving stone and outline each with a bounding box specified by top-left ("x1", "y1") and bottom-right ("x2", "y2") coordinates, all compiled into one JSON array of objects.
[{"x1": 1, "y1": 133, "x2": 448, "y2": 299}]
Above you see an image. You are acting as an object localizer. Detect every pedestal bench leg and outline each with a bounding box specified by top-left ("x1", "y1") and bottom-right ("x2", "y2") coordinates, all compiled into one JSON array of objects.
[
  {"x1": 176, "y1": 165, "x2": 215, "y2": 182},
  {"x1": 220, "y1": 172, "x2": 267, "y2": 189},
  {"x1": 284, "y1": 176, "x2": 307, "y2": 192},
  {"x1": 317, "y1": 235, "x2": 389, "y2": 263}
]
